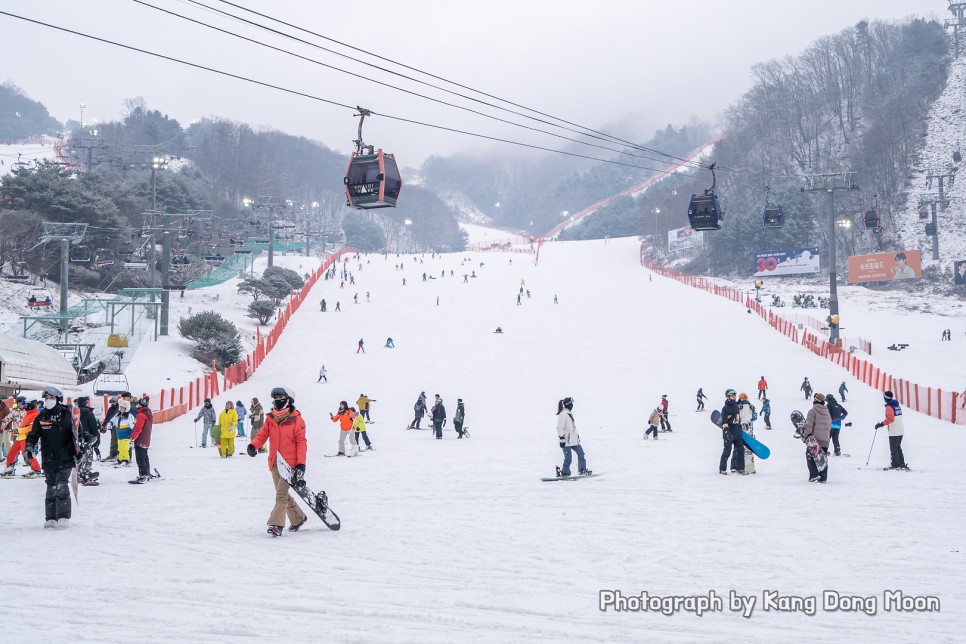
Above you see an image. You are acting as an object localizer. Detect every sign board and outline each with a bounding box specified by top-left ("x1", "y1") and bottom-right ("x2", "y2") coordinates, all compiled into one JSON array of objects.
[
  {"x1": 954, "y1": 260, "x2": 966, "y2": 285},
  {"x1": 847, "y1": 250, "x2": 921, "y2": 283},
  {"x1": 667, "y1": 226, "x2": 704, "y2": 252},
  {"x1": 753, "y1": 247, "x2": 820, "y2": 277}
]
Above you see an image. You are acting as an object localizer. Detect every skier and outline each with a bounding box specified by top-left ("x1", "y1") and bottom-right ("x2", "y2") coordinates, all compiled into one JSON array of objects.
[
  {"x1": 453, "y1": 399, "x2": 466, "y2": 438},
  {"x1": 875, "y1": 391, "x2": 908, "y2": 470},
  {"x1": 130, "y1": 396, "x2": 154, "y2": 483},
  {"x1": 1, "y1": 400, "x2": 41, "y2": 477},
  {"x1": 801, "y1": 393, "x2": 831, "y2": 482},
  {"x1": 737, "y1": 393, "x2": 757, "y2": 474},
  {"x1": 696, "y1": 388, "x2": 708, "y2": 411},
  {"x1": 356, "y1": 394, "x2": 375, "y2": 422},
  {"x1": 74, "y1": 396, "x2": 100, "y2": 485},
  {"x1": 354, "y1": 408, "x2": 373, "y2": 451},
  {"x1": 335, "y1": 301, "x2": 341, "y2": 311},
  {"x1": 555, "y1": 397, "x2": 590, "y2": 477},
  {"x1": 194, "y1": 398, "x2": 216, "y2": 448},
  {"x1": 760, "y1": 398, "x2": 772, "y2": 430},
  {"x1": 431, "y1": 395, "x2": 447, "y2": 439},
  {"x1": 825, "y1": 394, "x2": 849, "y2": 456},
  {"x1": 385, "y1": 337, "x2": 395, "y2": 348},
  {"x1": 408, "y1": 392, "x2": 427, "y2": 429},
  {"x1": 218, "y1": 401, "x2": 238, "y2": 458},
  {"x1": 330, "y1": 401, "x2": 357, "y2": 456},
  {"x1": 235, "y1": 401, "x2": 248, "y2": 439},
  {"x1": 718, "y1": 389, "x2": 746, "y2": 475},
  {"x1": 25, "y1": 386, "x2": 78, "y2": 527},
  {"x1": 101, "y1": 395, "x2": 120, "y2": 461},
  {"x1": 249, "y1": 398, "x2": 266, "y2": 453},
  {"x1": 659, "y1": 395, "x2": 671, "y2": 432},
  {"x1": 320, "y1": 299, "x2": 326, "y2": 312},
  {"x1": 644, "y1": 407, "x2": 661, "y2": 440},
  {"x1": 357, "y1": 338, "x2": 365, "y2": 353},
  {"x1": 318, "y1": 365, "x2": 327, "y2": 383},
  {"x1": 246, "y1": 386, "x2": 308, "y2": 537},
  {"x1": 757, "y1": 376, "x2": 768, "y2": 400},
  {"x1": 105, "y1": 400, "x2": 135, "y2": 467},
  {"x1": 838, "y1": 381, "x2": 848, "y2": 402},
  {"x1": 801, "y1": 377, "x2": 812, "y2": 400}
]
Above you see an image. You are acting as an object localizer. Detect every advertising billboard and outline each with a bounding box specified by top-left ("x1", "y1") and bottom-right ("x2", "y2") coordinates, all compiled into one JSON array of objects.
[
  {"x1": 667, "y1": 226, "x2": 704, "y2": 252},
  {"x1": 752, "y1": 247, "x2": 821, "y2": 277},
  {"x1": 954, "y1": 260, "x2": 966, "y2": 285},
  {"x1": 847, "y1": 250, "x2": 922, "y2": 283}
]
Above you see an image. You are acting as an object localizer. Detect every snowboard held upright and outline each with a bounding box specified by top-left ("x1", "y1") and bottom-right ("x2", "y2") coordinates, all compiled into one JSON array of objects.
[
  {"x1": 710, "y1": 410, "x2": 770, "y2": 459},
  {"x1": 276, "y1": 455, "x2": 341, "y2": 531}
]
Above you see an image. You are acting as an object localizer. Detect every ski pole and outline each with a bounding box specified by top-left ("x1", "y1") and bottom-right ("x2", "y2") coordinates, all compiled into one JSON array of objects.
[
  {"x1": 194, "y1": 420, "x2": 198, "y2": 447},
  {"x1": 865, "y1": 427, "x2": 879, "y2": 467}
]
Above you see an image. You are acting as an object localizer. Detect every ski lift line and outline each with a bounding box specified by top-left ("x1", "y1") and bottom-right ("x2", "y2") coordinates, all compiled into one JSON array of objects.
[{"x1": 134, "y1": 0, "x2": 694, "y2": 170}]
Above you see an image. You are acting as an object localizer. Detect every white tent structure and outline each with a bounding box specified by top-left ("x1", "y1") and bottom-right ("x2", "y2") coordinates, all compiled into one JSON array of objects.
[{"x1": 0, "y1": 334, "x2": 76, "y2": 396}]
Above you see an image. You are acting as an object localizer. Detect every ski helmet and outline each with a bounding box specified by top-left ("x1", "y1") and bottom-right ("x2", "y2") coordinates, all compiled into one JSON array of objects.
[
  {"x1": 883, "y1": 391, "x2": 894, "y2": 402},
  {"x1": 138, "y1": 395, "x2": 150, "y2": 407},
  {"x1": 41, "y1": 385, "x2": 63, "y2": 401},
  {"x1": 725, "y1": 388, "x2": 736, "y2": 397}
]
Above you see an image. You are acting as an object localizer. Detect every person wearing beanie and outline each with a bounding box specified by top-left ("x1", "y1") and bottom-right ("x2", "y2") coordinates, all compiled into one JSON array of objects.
[
  {"x1": 719, "y1": 389, "x2": 745, "y2": 475},
  {"x1": 454, "y1": 399, "x2": 466, "y2": 439},
  {"x1": 194, "y1": 398, "x2": 216, "y2": 448},
  {"x1": 645, "y1": 407, "x2": 662, "y2": 440},
  {"x1": 556, "y1": 397, "x2": 590, "y2": 477},
  {"x1": 825, "y1": 394, "x2": 849, "y2": 456},
  {"x1": 801, "y1": 378, "x2": 813, "y2": 400},
  {"x1": 802, "y1": 393, "x2": 831, "y2": 482},
  {"x1": 874, "y1": 391, "x2": 908, "y2": 470},
  {"x1": 130, "y1": 396, "x2": 155, "y2": 483},
  {"x1": 431, "y1": 396, "x2": 447, "y2": 440},
  {"x1": 757, "y1": 376, "x2": 768, "y2": 400}
]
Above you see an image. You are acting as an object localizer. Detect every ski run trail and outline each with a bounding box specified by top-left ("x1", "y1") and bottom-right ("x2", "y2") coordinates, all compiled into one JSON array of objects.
[{"x1": 2, "y1": 235, "x2": 964, "y2": 643}]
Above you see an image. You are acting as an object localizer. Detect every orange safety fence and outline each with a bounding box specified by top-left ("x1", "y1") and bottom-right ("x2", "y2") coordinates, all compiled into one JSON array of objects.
[
  {"x1": 640, "y1": 248, "x2": 964, "y2": 426},
  {"x1": 104, "y1": 247, "x2": 358, "y2": 424}
]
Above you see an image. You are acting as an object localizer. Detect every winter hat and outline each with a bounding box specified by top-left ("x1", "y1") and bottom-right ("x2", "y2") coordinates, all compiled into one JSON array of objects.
[
  {"x1": 813, "y1": 393, "x2": 826, "y2": 403},
  {"x1": 119, "y1": 400, "x2": 131, "y2": 412},
  {"x1": 457, "y1": 398, "x2": 463, "y2": 403},
  {"x1": 883, "y1": 391, "x2": 894, "y2": 402},
  {"x1": 562, "y1": 396, "x2": 574, "y2": 410},
  {"x1": 661, "y1": 394, "x2": 667, "y2": 399}
]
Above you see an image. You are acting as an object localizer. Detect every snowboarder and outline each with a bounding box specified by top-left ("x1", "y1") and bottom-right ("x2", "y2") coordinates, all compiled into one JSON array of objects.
[
  {"x1": 335, "y1": 301, "x2": 341, "y2": 311},
  {"x1": 74, "y1": 396, "x2": 100, "y2": 484},
  {"x1": 801, "y1": 378, "x2": 812, "y2": 400},
  {"x1": 761, "y1": 398, "x2": 772, "y2": 430},
  {"x1": 737, "y1": 393, "x2": 757, "y2": 473},
  {"x1": 357, "y1": 338, "x2": 365, "y2": 353},
  {"x1": 825, "y1": 394, "x2": 849, "y2": 456},
  {"x1": 838, "y1": 381, "x2": 848, "y2": 402},
  {"x1": 659, "y1": 395, "x2": 671, "y2": 432},
  {"x1": 718, "y1": 389, "x2": 746, "y2": 475},
  {"x1": 408, "y1": 392, "x2": 427, "y2": 429},
  {"x1": 801, "y1": 393, "x2": 831, "y2": 482},
  {"x1": 431, "y1": 395, "x2": 447, "y2": 439},
  {"x1": 235, "y1": 401, "x2": 248, "y2": 438},
  {"x1": 556, "y1": 397, "x2": 590, "y2": 477},
  {"x1": 194, "y1": 398, "x2": 216, "y2": 448},
  {"x1": 25, "y1": 386, "x2": 78, "y2": 528},
  {"x1": 696, "y1": 388, "x2": 708, "y2": 411},
  {"x1": 320, "y1": 299, "x2": 326, "y2": 312},
  {"x1": 454, "y1": 399, "x2": 466, "y2": 438},
  {"x1": 875, "y1": 391, "x2": 908, "y2": 470},
  {"x1": 757, "y1": 376, "x2": 768, "y2": 400},
  {"x1": 130, "y1": 396, "x2": 154, "y2": 483},
  {"x1": 318, "y1": 365, "x2": 327, "y2": 383},
  {"x1": 218, "y1": 401, "x2": 238, "y2": 458},
  {"x1": 330, "y1": 401, "x2": 357, "y2": 456},
  {"x1": 644, "y1": 407, "x2": 661, "y2": 440},
  {"x1": 246, "y1": 386, "x2": 308, "y2": 536}
]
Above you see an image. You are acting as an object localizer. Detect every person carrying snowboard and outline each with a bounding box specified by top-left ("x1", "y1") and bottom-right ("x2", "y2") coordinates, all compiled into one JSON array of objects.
[
  {"x1": 330, "y1": 401, "x2": 357, "y2": 456},
  {"x1": 718, "y1": 389, "x2": 746, "y2": 475},
  {"x1": 454, "y1": 399, "x2": 466, "y2": 438},
  {"x1": 875, "y1": 391, "x2": 908, "y2": 470},
  {"x1": 760, "y1": 398, "x2": 772, "y2": 430},
  {"x1": 737, "y1": 393, "x2": 757, "y2": 474},
  {"x1": 801, "y1": 393, "x2": 831, "y2": 482},
  {"x1": 431, "y1": 395, "x2": 447, "y2": 439},
  {"x1": 194, "y1": 398, "x2": 216, "y2": 448},
  {"x1": 659, "y1": 395, "x2": 671, "y2": 432},
  {"x1": 644, "y1": 407, "x2": 661, "y2": 440},
  {"x1": 25, "y1": 386, "x2": 78, "y2": 528},
  {"x1": 825, "y1": 394, "x2": 849, "y2": 456},
  {"x1": 408, "y1": 392, "x2": 427, "y2": 429},
  {"x1": 757, "y1": 376, "x2": 768, "y2": 400},
  {"x1": 555, "y1": 397, "x2": 590, "y2": 477},
  {"x1": 801, "y1": 378, "x2": 812, "y2": 400},
  {"x1": 696, "y1": 388, "x2": 708, "y2": 411},
  {"x1": 75, "y1": 396, "x2": 100, "y2": 485},
  {"x1": 246, "y1": 386, "x2": 308, "y2": 536}
]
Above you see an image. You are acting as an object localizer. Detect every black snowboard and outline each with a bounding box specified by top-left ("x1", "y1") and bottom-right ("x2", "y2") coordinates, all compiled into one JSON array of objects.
[{"x1": 277, "y1": 455, "x2": 341, "y2": 531}]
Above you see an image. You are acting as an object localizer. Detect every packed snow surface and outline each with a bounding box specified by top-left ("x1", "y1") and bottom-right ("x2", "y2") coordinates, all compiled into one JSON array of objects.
[{"x1": 2, "y1": 236, "x2": 964, "y2": 643}]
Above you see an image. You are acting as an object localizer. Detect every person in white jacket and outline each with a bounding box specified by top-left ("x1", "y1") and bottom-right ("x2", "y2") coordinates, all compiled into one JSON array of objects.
[{"x1": 555, "y1": 397, "x2": 591, "y2": 477}]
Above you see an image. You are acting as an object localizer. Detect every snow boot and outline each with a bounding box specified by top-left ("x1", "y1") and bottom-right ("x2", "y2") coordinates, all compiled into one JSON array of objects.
[
  {"x1": 579, "y1": 469, "x2": 592, "y2": 476},
  {"x1": 288, "y1": 516, "x2": 308, "y2": 532},
  {"x1": 267, "y1": 525, "x2": 282, "y2": 537},
  {"x1": 44, "y1": 519, "x2": 57, "y2": 528},
  {"x1": 719, "y1": 470, "x2": 728, "y2": 475},
  {"x1": 55, "y1": 518, "x2": 70, "y2": 529}
]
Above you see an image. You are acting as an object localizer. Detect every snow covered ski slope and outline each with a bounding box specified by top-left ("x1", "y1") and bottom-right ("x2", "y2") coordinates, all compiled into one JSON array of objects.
[{"x1": 2, "y1": 236, "x2": 964, "y2": 643}]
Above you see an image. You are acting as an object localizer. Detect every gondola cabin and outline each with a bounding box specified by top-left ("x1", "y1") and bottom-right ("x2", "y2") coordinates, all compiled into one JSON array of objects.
[
  {"x1": 763, "y1": 204, "x2": 784, "y2": 228},
  {"x1": 863, "y1": 209, "x2": 880, "y2": 230},
  {"x1": 344, "y1": 149, "x2": 402, "y2": 209},
  {"x1": 687, "y1": 192, "x2": 722, "y2": 231}
]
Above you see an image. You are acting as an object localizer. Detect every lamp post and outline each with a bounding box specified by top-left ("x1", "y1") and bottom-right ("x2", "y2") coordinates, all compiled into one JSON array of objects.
[
  {"x1": 151, "y1": 156, "x2": 167, "y2": 212},
  {"x1": 79, "y1": 102, "x2": 85, "y2": 128}
]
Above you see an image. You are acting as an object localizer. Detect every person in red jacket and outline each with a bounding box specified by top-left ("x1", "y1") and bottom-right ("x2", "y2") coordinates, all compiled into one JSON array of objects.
[
  {"x1": 130, "y1": 395, "x2": 155, "y2": 484},
  {"x1": 757, "y1": 376, "x2": 768, "y2": 400},
  {"x1": 247, "y1": 386, "x2": 308, "y2": 537}
]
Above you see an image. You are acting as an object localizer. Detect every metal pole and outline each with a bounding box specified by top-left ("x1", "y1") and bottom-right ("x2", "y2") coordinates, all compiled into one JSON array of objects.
[
  {"x1": 268, "y1": 220, "x2": 274, "y2": 268},
  {"x1": 161, "y1": 231, "x2": 171, "y2": 336},
  {"x1": 149, "y1": 232, "x2": 157, "y2": 290},
  {"x1": 60, "y1": 238, "x2": 69, "y2": 314},
  {"x1": 931, "y1": 201, "x2": 940, "y2": 261},
  {"x1": 827, "y1": 189, "x2": 840, "y2": 345},
  {"x1": 938, "y1": 177, "x2": 946, "y2": 212},
  {"x1": 152, "y1": 167, "x2": 157, "y2": 211}
]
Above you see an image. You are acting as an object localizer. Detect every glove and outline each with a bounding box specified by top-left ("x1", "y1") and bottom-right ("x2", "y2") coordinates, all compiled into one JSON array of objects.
[
  {"x1": 559, "y1": 439, "x2": 566, "y2": 448},
  {"x1": 874, "y1": 422, "x2": 884, "y2": 430},
  {"x1": 292, "y1": 464, "x2": 306, "y2": 488},
  {"x1": 246, "y1": 444, "x2": 257, "y2": 457}
]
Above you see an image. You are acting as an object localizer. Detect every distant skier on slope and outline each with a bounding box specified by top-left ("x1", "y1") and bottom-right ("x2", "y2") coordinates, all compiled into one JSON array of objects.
[
  {"x1": 801, "y1": 377, "x2": 812, "y2": 400},
  {"x1": 696, "y1": 388, "x2": 708, "y2": 411},
  {"x1": 408, "y1": 392, "x2": 427, "y2": 429},
  {"x1": 431, "y1": 396, "x2": 447, "y2": 439},
  {"x1": 875, "y1": 391, "x2": 908, "y2": 470}
]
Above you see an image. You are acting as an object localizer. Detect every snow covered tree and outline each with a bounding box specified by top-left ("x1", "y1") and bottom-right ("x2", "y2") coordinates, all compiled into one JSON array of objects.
[{"x1": 247, "y1": 300, "x2": 277, "y2": 325}]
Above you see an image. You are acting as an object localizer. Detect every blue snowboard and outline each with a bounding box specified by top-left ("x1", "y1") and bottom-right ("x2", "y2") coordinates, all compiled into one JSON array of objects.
[{"x1": 710, "y1": 410, "x2": 770, "y2": 459}]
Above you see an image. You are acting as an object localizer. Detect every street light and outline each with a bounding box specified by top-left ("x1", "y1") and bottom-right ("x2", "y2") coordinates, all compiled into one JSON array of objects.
[
  {"x1": 151, "y1": 156, "x2": 168, "y2": 211},
  {"x1": 79, "y1": 102, "x2": 85, "y2": 127}
]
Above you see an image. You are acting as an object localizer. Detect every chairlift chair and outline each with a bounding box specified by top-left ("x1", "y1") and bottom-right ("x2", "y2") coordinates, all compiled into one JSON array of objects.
[
  {"x1": 69, "y1": 245, "x2": 92, "y2": 262},
  {"x1": 204, "y1": 253, "x2": 225, "y2": 264},
  {"x1": 92, "y1": 248, "x2": 116, "y2": 268},
  {"x1": 343, "y1": 108, "x2": 402, "y2": 209},
  {"x1": 93, "y1": 372, "x2": 129, "y2": 397},
  {"x1": 26, "y1": 292, "x2": 53, "y2": 308}
]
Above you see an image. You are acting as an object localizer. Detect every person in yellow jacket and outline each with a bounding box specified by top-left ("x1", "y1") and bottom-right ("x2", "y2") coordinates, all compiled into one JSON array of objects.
[
  {"x1": 353, "y1": 407, "x2": 374, "y2": 451},
  {"x1": 218, "y1": 401, "x2": 238, "y2": 458},
  {"x1": 1, "y1": 400, "x2": 41, "y2": 476},
  {"x1": 356, "y1": 394, "x2": 376, "y2": 422}
]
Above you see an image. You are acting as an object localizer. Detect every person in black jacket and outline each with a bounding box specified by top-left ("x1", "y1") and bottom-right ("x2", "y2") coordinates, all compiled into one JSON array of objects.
[
  {"x1": 719, "y1": 389, "x2": 746, "y2": 475},
  {"x1": 101, "y1": 396, "x2": 120, "y2": 462},
  {"x1": 431, "y1": 395, "x2": 447, "y2": 440},
  {"x1": 825, "y1": 394, "x2": 849, "y2": 456},
  {"x1": 26, "y1": 386, "x2": 79, "y2": 528},
  {"x1": 75, "y1": 396, "x2": 100, "y2": 485}
]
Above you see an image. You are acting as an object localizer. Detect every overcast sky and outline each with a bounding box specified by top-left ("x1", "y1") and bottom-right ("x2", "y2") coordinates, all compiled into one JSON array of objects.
[{"x1": 1, "y1": 0, "x2": 939, "y2": 166}]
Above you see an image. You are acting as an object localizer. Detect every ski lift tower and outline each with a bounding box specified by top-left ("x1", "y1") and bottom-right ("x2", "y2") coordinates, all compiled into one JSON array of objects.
[
  {"x1": 947, "y1": 2, "x2": 966, "y2": 56},
  {"x1": 41, "y1": 222, "x2": 89, "y2": 315}
]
